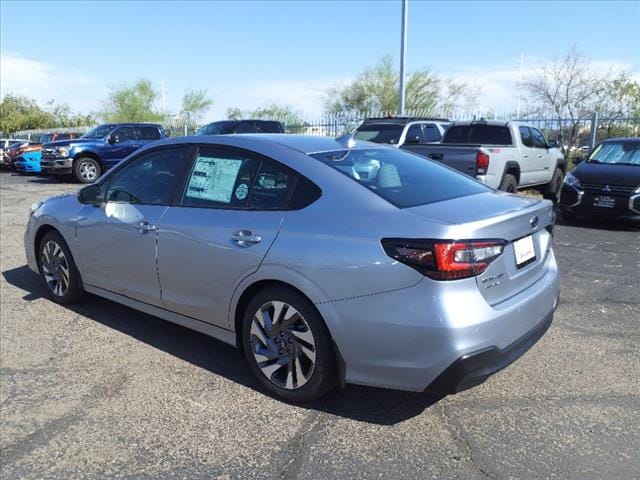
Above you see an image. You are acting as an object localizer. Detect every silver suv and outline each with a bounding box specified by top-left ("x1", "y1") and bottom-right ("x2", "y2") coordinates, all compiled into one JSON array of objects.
[{"x1": 25, "y1": 135, "x2": 559, "y2": 402}]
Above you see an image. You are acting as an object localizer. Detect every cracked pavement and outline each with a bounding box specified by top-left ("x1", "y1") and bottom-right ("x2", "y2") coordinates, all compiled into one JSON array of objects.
[{"x1": 1, "y1": 171, "x2": 639, "y2": 479}]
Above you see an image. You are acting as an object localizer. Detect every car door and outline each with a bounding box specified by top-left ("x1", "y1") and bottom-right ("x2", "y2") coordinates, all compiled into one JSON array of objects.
[
  {"x1": 518, "y1": 126, "x2": 539, "y2": 186},
  {"x1": 75, "y1": 145, "x2": 194, "y2": 306},
  {"x1": 104, "y1": 126, "x2": 141, "y2": 168},
  {"x1": 530, "y1": 127, "x2": 554, "y2": 183},
  {"x1": 156, "y1": 145, "x2": 296, "y2": 329}
]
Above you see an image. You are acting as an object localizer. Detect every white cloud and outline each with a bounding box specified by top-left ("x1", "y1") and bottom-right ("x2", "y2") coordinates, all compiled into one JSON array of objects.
[{"x1": 0, "y1": 53, "x2": 103, "y2": 113}]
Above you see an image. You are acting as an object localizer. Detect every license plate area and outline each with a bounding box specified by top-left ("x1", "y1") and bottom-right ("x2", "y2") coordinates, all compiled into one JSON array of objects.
[
  {"x1": 593, "y1": 195, "x2": 615, "y2": 208},
  {"x1": 513, "y1": 234, "x2": 536, "y2": 269}
]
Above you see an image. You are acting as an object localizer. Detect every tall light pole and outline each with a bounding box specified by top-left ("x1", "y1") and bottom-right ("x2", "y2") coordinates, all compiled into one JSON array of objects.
[{"x1": 398, "y1": 0, "x2": 408, "y2": 116}]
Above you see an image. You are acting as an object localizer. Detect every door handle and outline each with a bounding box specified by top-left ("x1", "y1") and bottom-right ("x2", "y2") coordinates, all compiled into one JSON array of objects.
[
  {"x1": 132, "y1": 144, "x2": 142, "y2": 148},
  {"x1": 136, "y1": 221, "x2": 158, "y2": 234},
  {"x1": 537, "y1": 154, "x2": 543, "y2": 158},
  {"x1": 231, "y1": 230, "x2": 261, "y2": 247},
  {"x1": 523, "y1": 154, "x2": 529, "y2": 158}
]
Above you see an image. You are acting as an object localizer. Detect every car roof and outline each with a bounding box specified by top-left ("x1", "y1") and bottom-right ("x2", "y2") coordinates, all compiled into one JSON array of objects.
[
  {"x1": 151, "y1": 134, "x2": 379, "y2": 155},
  {"x1": 362, "y1": 116, "x2": 450, "y2": 124}
]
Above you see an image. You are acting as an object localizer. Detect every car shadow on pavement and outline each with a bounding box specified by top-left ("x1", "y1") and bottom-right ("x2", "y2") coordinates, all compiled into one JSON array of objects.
[
  {"x1": 2, "y1": 265, "x2": 444, "y2": 425},
  {"x1": 555, "y1": 207, "x2": 640, "y2": 232}
]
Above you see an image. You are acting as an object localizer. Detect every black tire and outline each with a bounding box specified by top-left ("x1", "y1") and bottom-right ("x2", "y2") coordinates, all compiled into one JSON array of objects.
[
  {"x1": 543, "y1": 168, "x2": 564, "y2": 203},
  {"x1": 241, "y1": 286, "x2": 337, "y2": 403},
  {"x1": 498, "y1": 173, "x2": 518, "y2": 193},
  {"x1": 38, "y1": 230, "x2": 83, "y2": 304},
  {"x1": 73, "y1": 157, "x2": 101, "y2": 183}
]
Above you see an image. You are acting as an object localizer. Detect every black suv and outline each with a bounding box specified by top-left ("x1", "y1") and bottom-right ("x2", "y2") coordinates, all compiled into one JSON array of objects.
[{"x1": 195, "y1": 120, "x2": 285, "y2": 135}]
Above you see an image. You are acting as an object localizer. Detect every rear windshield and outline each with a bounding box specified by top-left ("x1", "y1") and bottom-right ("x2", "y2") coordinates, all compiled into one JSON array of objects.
[
  {"x1": 310, "y1": 148, "x2": 489, "y2": 208},
  {"x1": 444, "y1": 125, "x2": 513, "y2": 145},
  {"x1": 354, "y1": 124, "x2": 404, "y2": 145}
]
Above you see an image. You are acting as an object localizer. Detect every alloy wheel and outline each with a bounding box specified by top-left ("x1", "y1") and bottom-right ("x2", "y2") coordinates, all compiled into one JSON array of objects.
[
  {"x1": 41, "y1": 240, "x2": 70, "y2": 297},
  {"x1": 79, "y1": 161, "x2": 97, "y2": 181},
  {"x1": 250, "y1": 301, "x2": 317, "y2": 390}
]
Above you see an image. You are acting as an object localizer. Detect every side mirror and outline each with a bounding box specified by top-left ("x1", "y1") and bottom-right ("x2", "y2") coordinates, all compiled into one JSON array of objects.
[
  {"x1": 78, "y1": 184, "x2": 101, "y2": 204},
  {"x1": 547, "y1": 140, "x2": 558, "y2": 149},
  {"x1": 404, "y1": 135, "x2": 421, "y2": 144},
  {"x1": 108, "y1": 133, "x2": 118, "y2": 145}
]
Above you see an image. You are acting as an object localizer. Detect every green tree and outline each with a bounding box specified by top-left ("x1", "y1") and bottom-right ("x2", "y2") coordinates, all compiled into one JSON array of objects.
[
  {"x1": 0, "y1": 94, "x2": 50, "y2": 134},
  {"x1": 101, "y1": 78, "x2": 164, "y2": 123},
  {"x1": 324, "y1": 55, "x2": 473, "y2": 117},
  {"x1": 181, "y1": 89, "x2": 213, "y2": 122},
  {"x1": 225, "y1": 107, "x2": 244, "y2": 120}
]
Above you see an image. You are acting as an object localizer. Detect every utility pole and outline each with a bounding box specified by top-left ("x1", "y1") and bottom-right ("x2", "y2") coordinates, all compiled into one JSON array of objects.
[
  {"x1": 161, "y1": 78, "x2": 167, "y2": 118},
  {"x1": 516, "y1": 52, "x2": 524, "y2": 119},
  {"x1": 398, "y1": 0, "x2": 408, "y2": 116}
]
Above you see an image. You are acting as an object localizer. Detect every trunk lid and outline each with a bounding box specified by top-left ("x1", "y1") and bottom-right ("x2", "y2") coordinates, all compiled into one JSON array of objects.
[{"x1": 406, "y1": 191, "x2": 556, "y2": 306}]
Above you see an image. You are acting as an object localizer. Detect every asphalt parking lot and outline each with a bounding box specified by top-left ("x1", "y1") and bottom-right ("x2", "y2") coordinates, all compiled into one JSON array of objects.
[{"x1": 1, "y1": 170, "x2": 639, "y2": 480}]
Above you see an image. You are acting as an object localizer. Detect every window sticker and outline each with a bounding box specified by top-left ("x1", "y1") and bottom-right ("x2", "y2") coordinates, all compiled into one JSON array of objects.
[
  {"x1": 235, "y1": 183, "x2": 249, "y2": 200},
  {"x1": 186, "y1": 156, "x2": 242, "y2": 203}
]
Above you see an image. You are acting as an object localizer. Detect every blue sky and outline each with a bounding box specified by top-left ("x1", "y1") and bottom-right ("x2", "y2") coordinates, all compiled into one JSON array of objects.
[{"x1": 1, "y1": 0, "x2": 639, "y2": 120}]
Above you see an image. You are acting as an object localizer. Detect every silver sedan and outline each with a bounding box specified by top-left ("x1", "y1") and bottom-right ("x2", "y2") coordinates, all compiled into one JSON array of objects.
[{"x1": 24, "y1": 134, "x2": 560, "y2": 402}]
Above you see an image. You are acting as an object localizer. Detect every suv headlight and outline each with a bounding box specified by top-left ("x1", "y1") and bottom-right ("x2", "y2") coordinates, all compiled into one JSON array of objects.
[
  {"x1": 564, "y1": 172, "x2": 581, "y2": 189},
  {"x1": 57, "y1": 147, "x2": 70, "y2": 158}
]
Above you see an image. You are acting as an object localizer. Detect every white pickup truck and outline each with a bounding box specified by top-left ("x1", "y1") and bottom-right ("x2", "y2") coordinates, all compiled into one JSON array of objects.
[{"x1": 409, "y1": 120, "x2": 566, "y2": 200}]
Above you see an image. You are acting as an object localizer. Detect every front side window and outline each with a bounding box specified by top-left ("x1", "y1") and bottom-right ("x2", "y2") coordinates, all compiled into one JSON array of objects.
[
  {"x1": 311, "y1": 148, "x2": 489, "y2": 208},
  {"x1": 104, "y1": 147, "x2": 191, "y2": 205},
  {"x1": 354, "y1": 124, "x2": 404, "y2": 145},
  {"x1": 114, "y1": 126, "x2": 137, "y2": 142},
  {"x1": 405, "y1": 125, "x2": 423, "y2": 143},
  {"x1": 234, "y1": 121, "x2": 256, "y2": 134},
  {"x1": 531, "y1": 128, "x2": 547, "y2": 148}
]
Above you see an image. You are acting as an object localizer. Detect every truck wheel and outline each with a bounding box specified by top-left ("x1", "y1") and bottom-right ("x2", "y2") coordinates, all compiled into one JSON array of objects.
[
  {"x1": 498, "y1": 174, "x2": 518, "y2": 193},
  {"x1": 74, "y1": 157, "x2": 101, "y2": 183},
  {"x1": 542, "y1": 168, "x2": 564, "y2": 203}
]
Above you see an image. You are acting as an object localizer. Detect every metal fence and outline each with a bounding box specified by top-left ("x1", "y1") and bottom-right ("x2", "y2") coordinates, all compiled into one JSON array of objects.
[{"x1": 10, "y1": 112, "x2": 638, "y2": 148}]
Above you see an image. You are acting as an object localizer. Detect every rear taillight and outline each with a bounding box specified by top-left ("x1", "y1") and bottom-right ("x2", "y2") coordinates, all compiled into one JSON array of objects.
[
  {"x1": 382, "y1": 239, "x2": 506, "y2": 280},
  {"x1": 476, "y1": 151, "x2": 490, "y2": 175}
]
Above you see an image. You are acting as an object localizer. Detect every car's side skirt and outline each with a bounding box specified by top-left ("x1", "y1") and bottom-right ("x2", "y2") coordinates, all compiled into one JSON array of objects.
[{"x1": 83, "y1": 284, "x2": 237, "y2": 347}]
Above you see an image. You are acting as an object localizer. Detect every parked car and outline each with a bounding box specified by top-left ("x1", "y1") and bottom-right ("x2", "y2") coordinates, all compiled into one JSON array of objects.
[
  {"x1": 410, "y1": 120, "x2": 566, "y2": 198},
  {"x1": 6, "y1": 141, "x2": 40, "y2": 170},
  {"x1": 559, "y1": 138, "x2": 640, "y2": 222},
  {"x1": 14, "y1": 132, "x2": 83, "y2": 174},
  {"x1": 195, "y1": 120, "x2": 285, "y2": 135},
  {"x1": 353, "y1": 116, "x2": 450, "y2": 146},
  {"x1": 25, "y1": 134, "x2": 559, "y2": 402},
  {"x1": 1, "y1": 139, "x2": 29, "y2": 168},
  {"x1": 40, "y1": 123, "x2": 166, "y2": 183}
]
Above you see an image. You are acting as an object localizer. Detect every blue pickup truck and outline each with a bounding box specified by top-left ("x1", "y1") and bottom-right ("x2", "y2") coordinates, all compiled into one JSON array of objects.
[{"x1": 40, "y1": 123, "x2": 166, "y2": 183}]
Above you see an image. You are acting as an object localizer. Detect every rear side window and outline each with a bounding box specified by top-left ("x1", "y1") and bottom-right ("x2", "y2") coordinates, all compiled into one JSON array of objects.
[
  {"x1": 255, "y1": 121, "x2": 284, "y2": 133},
  {"x1": 181, "y1": 147, "x2": 298, "y2": 210},
  {"x1": 234, "y1": 122, "x2": 256, "y2": 134},
  {"x1": 311, "y1": 148, "x2": 489, "y2": 208},
  {"x1": 137, "y1": 126, "x2": 162, "y2": 140},
  {"x1": 519, "y1": 127, "x2": 533, "y2": 147},
  {"x1": 182, "y1": 148, "x2": 260, "y2": 208},
  {"x1": 444, "y1": 125, "x2": 512, "y2": 145}
]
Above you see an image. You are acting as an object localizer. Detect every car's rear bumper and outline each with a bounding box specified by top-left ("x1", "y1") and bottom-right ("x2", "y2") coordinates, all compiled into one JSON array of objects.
[
  {"x1": 317, "y1": 249, "x2": 560, "y2": 392},
  {"x1": 426, "y1": 308, "x2": 554, "y2": 393}
]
